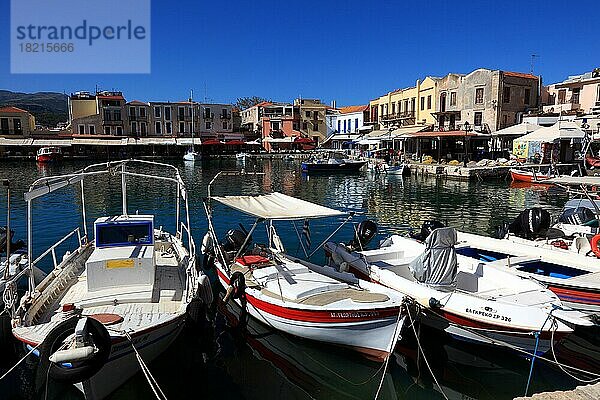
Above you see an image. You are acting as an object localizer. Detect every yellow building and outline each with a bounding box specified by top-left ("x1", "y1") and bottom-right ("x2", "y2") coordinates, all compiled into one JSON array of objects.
[
  {"x1": 0, "y1": 106, "x2": 36, "y2": 137},
  {"x1": 369, "y1": 76, "x2": 439, "y2": 130},
  {"x1": 69, "y1": 91, "x2": 98, "y2": 121}
]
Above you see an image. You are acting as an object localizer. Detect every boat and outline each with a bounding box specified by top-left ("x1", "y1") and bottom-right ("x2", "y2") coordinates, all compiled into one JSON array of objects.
[
  {"x1": 36, "y1": 147, "x2": 63, "y2": 163},
  {"x1": 235, "y1": 152, "x2": 249, "y2": 162},
  {"x1": 301, "y1": 157, "x2": 367, "y2": 173},
  {"x1": 387, "y1": 164, "x2": 411, "y2": 176},
  {"x1": 183, "y1": 90, "x2": 202, "y2": 162},
  {"x1": 325, "y1": 221, "x2": 594, "y2": 354},
  {"x1": 202, "y1": 175, "x2": 406, "y2": 361},
  {"x1": 509, "y1": 168, "x2": 551, "y2": 183},
  {"x1": 5, "y1": 160, "x2": 213, "y2": 399}
]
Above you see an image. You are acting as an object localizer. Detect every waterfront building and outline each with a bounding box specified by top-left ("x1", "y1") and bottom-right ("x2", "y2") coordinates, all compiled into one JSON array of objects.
[
  {"x1": 240, "y1": 101, "x2": 271, "y2": 136},
  {"x1": 126, "y1": 100, "x2": 150, "y2": 137},
  {"x1": 197, "y1": 103, "x2": 235, "y2": 140},
  {"x1": 0, "y1": 106, "x2": 36, "y2": 137},
  {"x1": 324, "y1": 105, "x2": 370, "y2": 150},
  {"x1": 294, "y1": 98, "x2": 329, "y2": 145},
  {"x1": 544, "y1": 68, "x2": 600, "y2": 115},
  {"x1": 260, "y1": 102, "x2": 301, "y2": 151}
]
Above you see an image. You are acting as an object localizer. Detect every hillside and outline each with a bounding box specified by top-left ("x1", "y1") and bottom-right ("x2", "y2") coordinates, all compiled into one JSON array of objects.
[{"x1": 0, "y1": 90, "x2": 68, "y2": 127}]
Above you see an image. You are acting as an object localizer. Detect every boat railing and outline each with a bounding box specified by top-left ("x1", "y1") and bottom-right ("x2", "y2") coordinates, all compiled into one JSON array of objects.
[
  {"x1": 32, "y1": 227, "x2": 85, "y2": 271},
  {"x1": 178, "y1": 221, "x2": 195, "y2": 258}
]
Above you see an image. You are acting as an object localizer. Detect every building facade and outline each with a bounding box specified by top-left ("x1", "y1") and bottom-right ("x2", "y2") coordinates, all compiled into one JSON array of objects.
[
  {"x1": 0, "y1": 106, "x2": 36, "y2": 136},
  {"x1": 544, "y1": 68, "x2": 600, "y2": 115},
  {"x1": 294, "y1": 98, "x2": 328, "y2": 144}
]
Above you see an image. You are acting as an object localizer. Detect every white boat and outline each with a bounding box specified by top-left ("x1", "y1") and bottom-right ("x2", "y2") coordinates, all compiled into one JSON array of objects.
[
  {"x1": 387, "y1": 164, "x2": 410, "y2": 176},
  {"x1": 235, "y1": 152, "x2": 249, "y2": 162},
  {"x1": 183, "y1": 90, "x2": 202, "y2": 162},
  {"x1": 5, "y1": 160, "x2": 212, "y2": 399},
  {"x1": 202, "y1": 177, "x2": 406, "y2": 361},
  {"x1": 325, "y1": 223, "x2": 593, "y2": 355}
]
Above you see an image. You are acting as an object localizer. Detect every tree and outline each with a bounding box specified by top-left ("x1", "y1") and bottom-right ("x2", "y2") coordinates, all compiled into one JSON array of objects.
[{"x1": 234, "y1": 96, "x2": 269, "y2": 110}]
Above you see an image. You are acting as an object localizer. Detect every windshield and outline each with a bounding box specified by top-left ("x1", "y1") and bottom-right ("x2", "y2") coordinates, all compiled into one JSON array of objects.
[{"x1": 96, "y1": 221, "x2": 153, "y2": 247}]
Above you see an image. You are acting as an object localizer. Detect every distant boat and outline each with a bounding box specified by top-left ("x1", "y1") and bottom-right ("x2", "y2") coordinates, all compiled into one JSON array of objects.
[
  {"x1": 235, "y1": 152, "x2": 249, "y2": 162},
  {"x1": 509, "y1": 168, "x2": 551, "y2": 183},
  {"x1": 301, "y1": 157, "x2": 367, "y2": 173},
  {"x1": 36, "y1": 147, "x2": 63, "y2": 163},
  {"x1": 183, "y1": 90, "x2": 201, "y2": 162}
]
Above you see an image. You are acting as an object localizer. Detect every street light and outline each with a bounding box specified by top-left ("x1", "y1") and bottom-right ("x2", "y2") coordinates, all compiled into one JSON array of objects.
[{"x1": 463, "y1": 121, "x2": 471, "y2": 167}]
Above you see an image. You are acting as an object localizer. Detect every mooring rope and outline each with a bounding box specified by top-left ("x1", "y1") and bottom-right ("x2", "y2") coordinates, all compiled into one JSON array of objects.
[
  {"x1": 550, "y1": 319, "x2": 600, "y2": 384},
  {"x1": 373, "y1": 303, "x2": 406, "y2": 400},
  {"x1": 0, "y1": 343, "x2": 41, "y2": 381},
  {"x1": 123, "y1": 331, "x2": 168, "y2": 400}
]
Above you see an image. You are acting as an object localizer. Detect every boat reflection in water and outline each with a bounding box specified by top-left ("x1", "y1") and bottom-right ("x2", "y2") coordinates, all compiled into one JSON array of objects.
[{"x1": 215, "y1": 296, "x2": 593, "y2": 400}]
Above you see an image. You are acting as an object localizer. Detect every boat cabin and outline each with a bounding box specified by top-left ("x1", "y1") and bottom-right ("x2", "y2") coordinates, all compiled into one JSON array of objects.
[{"x1": 84, "y1": 215, "x2": 157, "y2": 305}]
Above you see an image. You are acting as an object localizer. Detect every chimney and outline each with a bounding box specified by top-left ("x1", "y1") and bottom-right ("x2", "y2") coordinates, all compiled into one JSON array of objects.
[{"x1": 331, "y1": 100, "x2": 336, "y2": 109}]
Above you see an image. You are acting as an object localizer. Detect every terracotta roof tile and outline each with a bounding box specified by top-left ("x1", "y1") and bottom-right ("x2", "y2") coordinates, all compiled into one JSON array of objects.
[
  {"x1": 127, "y1": 100, "x2": 148, "y2": 106},
  {"x1": 504, "y1": 71, "x2": 538, "y2": 80},
  {"x1": 339, "y1": 105, "x2": 368, "y2": 114},
  {"x1": 0, "y1": 106, "x2": 29, "y2": 113}
]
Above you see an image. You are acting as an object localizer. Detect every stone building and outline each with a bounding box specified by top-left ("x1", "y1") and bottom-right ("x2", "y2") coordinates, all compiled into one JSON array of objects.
[{"x1": 0, "y1": 106, "x2": 36, "y2": 137}]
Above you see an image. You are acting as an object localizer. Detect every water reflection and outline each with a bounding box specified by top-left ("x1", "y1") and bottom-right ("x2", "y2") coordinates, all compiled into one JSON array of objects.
[{"x1": 0, "y1": 159, "x2": 592, "y2": 400}]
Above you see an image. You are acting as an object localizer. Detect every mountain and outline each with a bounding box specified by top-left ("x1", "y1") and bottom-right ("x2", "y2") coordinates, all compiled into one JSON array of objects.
[{"x1": 0, "y1": 90, "x2": 68, "y2": 127}]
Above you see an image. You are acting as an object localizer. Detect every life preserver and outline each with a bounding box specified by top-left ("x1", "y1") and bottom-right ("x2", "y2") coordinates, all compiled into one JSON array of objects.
[
  {"x1": 590, "y1": 235, "x2": 600, "y2": 258},
  {"x1": 35, "y1": 316, "x2": 111, "y2": 390}
]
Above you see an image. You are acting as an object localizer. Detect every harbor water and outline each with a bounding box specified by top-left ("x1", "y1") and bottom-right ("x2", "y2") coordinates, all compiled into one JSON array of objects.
[{"x1": 0, "y1": 158, "x2": 598, "y2": 400}]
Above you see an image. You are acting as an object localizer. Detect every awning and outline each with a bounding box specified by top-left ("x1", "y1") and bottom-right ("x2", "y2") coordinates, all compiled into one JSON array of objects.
[
  {"x1": 0, "y1": 138, "x2": 34, "y2": 146},
  {"x1": 212, "y1": 192, "x2": 345, "y2": 220},
  {"x1": 405, "y1": 130, "x2": 483, "y2": 139},
  {"x1": 176, "y1": 138, "x2": 202, "y2": 146},
  {"x1": 515, "y1": 121, "x2": 585, "y2": 143},
  {"x1": 358, "y1": 138, "x2": 382, "y2": 145},
  {"x1": 262, "y1": 137, "x2": 294, "y2": 143},
  {"x1": 294, "y1": 137, "x2": 314, "y2": 144},
  {"x1": 72, "y1": 138, "x2": 127, "y2": 146},
  {"x1": 32, "y1": 139, "x2": 72, "y2": 147},
  {"x1": 245, "y1": 139, "x2": 262, "y2": 145},
  {"x1": 132, "y1": 138, "x2": 177, "y2": 145},
  {"x1": 390, "y1": 125, "x2": 433, "y2": 139},
  {"x1": 202, "y1": 139, "x2": 223, "y2": 145},
  {"x1": 224, "y1": 140, "x2": 246, "y2": 145},
  {"x1": 492, "y1": 122, "x2": 541, "y2": 137}
]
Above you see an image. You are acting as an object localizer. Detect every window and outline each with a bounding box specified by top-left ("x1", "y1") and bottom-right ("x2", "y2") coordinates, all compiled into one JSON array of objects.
[
  {"x1": 503, "y1": 86, "x2": 511, "y2": 103},
  {"x1": 597, "y1": 84, "x2": 600, "y2": 102},
  {"x1": 337, "y1": 120, "x2": 340, "y2": 132},
  {"x1": 313, "y1": 122, "x2": 318, "y2": 130},
  {"x1": 222, "y1": 121, "x2": 228, "y2": 129},
  {"x1": 427, "y1": 95, "x2": 432, "y2": 110},
  {"x1": 355, "y1": 118, "x2": 359, "y2": 132},
  {"x1": 155, "y1": 121, "x2": 162, "y2": 134},
  {"x1": 380, "y1": 105, "x2": 384, "y2": 116},
  {"x1": 450, "y1": 92, "x2": 457, "y2": 106},
  {"x1": 140, "y1": 123, "x2": 146, "y2": 136},
  {"x1": 524, "y1": 88, "x2": 531, "y2": 105},
  {"x1": 96, "y1": 222, "x2": 152, "y2": 247},
  {"x1": 420, "y1": 97, "x2": 425, "y2": 110},
  {"x1": 113, "y1": 110, "x2": 121, "y2": 121},
  {"x1": 411, "y1": 98, "x2": 416, "y2": 112},
  {"x1": 89, "y1": 125, "x2": 95, "y2": 134},
  {"x1": 305, "y1": 111, "x2": 311, "y2": 118},
  {"x1": 103, "y1": 109, "x2": 112, "y2": 121},
  {"x1": 572, "y1": 88, "x2": 580, "y2": 104},
  {"x1": 178, "y1": 107, "x2": 185, "y2": 120},
  {"x1": 404, "y1": 100, "x2": 409, "y2": 113},
  {"x1": 179, "y1": 121, "x2": 185, "y2": 133},
  {"x1": 558, "y1": 89, "x2": 566, "y2": 104},
  {"x1": 154, "y1": 106, "x2": 161, "y2": 118},
  {"x1": 13, "y1": 118, "x2": 22, "y2": 134},
  {"x1": 204, "y1": 107, "x2": 211, "y2": 119},
  {"x1": 164, "y1": 106, "x2": 171, "y2": 121},
  {"x1": 129, "y1": 107, "x2": 136, "y2": 117},
  {"x1": 206, "y1": 122, "x2": 212, "y2": 129},
  {"x1": 78, "y1": 124, "x2": 85, "y2": 134},
  {"x1": 139, "y1": 107, "x2": 146, "y2": 117},
  {"x1": 165, "y1": 122, "x2": 172, "y2": 134},
  {"x1": 474, "y1": 112, "x2": 483, "y2": 126},
  {"x1": 475, "y1": 88, "x2": 484, "y2": 104},
  {"x1": 131, "y1": 121, "x2": 137, "y2": 134},
  {"x1": 116, "y1": 126, "x2": 123, "y2": 135},
  {"x1": 222, "y1": 108, "x2": 228, "y2": 118},
  {"x1": 104, "y1": 126, "x2": 111, "y2": 135},
  {"x1": 503, "y1": 114, "x2": 508, "y2": 126},
  {"x1": 391, "y1": 103, "x2": 395, "y2": 115},
  {"x1": 302, "y1": 122, "x2": 308, "y2": 130},
  {"x1": 343, "y1": 120, "x2": 347, "y2": 133}
]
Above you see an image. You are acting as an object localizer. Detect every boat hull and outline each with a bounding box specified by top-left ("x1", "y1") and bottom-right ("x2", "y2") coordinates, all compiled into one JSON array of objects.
[
  {"x1": 36, "y1": 154, "x2": 63, "y2": 163},
  {"x1": 509, "y1": 168, "x2": 550, "y2": 183},
  {"x1": 301, "y1": 161, "x2": 367, "y2": 173},
  {"x1": 216, "y1": 268, "x2": 403, "y2": 361}
]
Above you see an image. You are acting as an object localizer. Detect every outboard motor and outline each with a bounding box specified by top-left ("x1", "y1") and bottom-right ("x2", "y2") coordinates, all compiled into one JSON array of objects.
[
  {"x1": 411, "y1": 220, "x2": 445, "y2": 242},
  {"x1": 497, "y1": 208, "x2": 551, "y2": 240},
  {"x1": 558, "y1": 207, "x2": 596, "y2": 226},
  {"x1": 348, "y1": 220, "x2": 377, "y2": 250},
  {"x1": 221, "y1": 229, "x2": 250, "y2": 253}
]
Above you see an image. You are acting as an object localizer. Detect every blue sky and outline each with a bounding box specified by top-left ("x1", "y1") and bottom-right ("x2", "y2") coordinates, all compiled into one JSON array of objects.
[{"x1": 0, "y1": 0, "x2": 597, "y2": 106}]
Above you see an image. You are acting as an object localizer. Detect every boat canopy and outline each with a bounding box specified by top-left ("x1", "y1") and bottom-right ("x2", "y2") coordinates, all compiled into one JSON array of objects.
[
  {"x1": 546, "y1": 176, "x2": 600, "y2": 186},
  {"x1": 211, "y1": 192, "x2": 345, "y2": 220}
]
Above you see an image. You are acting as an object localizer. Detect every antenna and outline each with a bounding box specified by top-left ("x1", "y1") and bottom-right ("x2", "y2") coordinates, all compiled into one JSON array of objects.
[{"x1": 530, "y1": 54, "x2": 539, "y2": 75}]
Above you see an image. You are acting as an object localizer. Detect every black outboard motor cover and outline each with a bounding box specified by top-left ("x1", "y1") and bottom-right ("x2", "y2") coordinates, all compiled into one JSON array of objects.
[
  {"x1": 502, "y1": 208, "x2": 551, "y2": 240},
  {"x1": 348, "y1": 220, "x2": 377, "y2": 250},
  {"x1": 411, "y1": 220, "x2": 445, "y2": 242},
  {"x1": 558, "y1": 207, "x2": 596, "y2": 226},
  {"x1": 221, "y1": 229, "x2": 250, "y2": 253}
]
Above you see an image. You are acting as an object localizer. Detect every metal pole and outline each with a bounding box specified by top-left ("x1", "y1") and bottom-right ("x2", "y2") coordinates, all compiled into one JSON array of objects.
[
  {"x1": 3, "y1": 180, "x2": 10, "y2": 279},
  {"x1": 121, "y1": 163, "x2": 127, "y2": 216},
  {"x1": 80, "y1": 179, "x2": 88, "y2": 241},
  {"x1": 27, "y1": 199, "x2": 34, "y2": 292},
  {"x1": 176, "y1": 182, "x2": 181, "y2": 236}
]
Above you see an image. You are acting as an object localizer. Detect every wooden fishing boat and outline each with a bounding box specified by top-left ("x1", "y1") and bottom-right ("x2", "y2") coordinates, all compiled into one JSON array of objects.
[
  {"x1": 4, "y1": 160, "x2": 212, "y2": 399},
  {"x1": 509, "y1": 168, "x2": 551, "y2": 183},
  {"x1": 36, "y1": 147, "x2": 63, "y2": 163},
  {"x1": 202, "y1": 177, "x2": 406, "y2": 361}
]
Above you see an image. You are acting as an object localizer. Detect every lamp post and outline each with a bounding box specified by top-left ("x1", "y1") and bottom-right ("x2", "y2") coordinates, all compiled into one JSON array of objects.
[{"x1": 463, "y1": 121, "x2": 471, "y2": 167}]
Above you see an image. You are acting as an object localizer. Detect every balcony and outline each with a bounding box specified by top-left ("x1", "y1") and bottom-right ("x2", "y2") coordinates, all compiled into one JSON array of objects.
[
  {"x1": 128, "y1": 115, "x2": 148, "y2": 121},
  {"x1": 220, "y1": 113, "x2": 232, "y2": 119},
  {"x1": 381, "y1": 111, "x2": 415, "y2": 121},
  {"x1": 203, "y1": 113, "x2": 214, "y2": 120}
]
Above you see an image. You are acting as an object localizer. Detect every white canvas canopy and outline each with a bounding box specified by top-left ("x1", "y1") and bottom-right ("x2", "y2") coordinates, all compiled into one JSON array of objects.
[
  {"x1": 492, "y1": 122, "x2": 541, "y2": 137},
  {"x1": 515, "y1": 121, "x2": 585, "y2": 143},
  {"x1": 211, "y1": 192, "x2": 345, "y2": 220}
]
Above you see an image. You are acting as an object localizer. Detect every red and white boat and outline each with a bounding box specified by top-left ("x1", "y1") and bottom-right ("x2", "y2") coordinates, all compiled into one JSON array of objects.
[
  {"x1": 36, "y1": 146, "x2": 63, "y2": 163},
  {"x1": 202, "y1": 182, "x2": 406, "y2": 361},
  {"x1": 509, "y1": 168, "x2": 552, "y2": 183}
]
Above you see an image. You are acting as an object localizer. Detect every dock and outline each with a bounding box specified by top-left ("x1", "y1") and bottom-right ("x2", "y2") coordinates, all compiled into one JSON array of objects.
[
  {"x1": 514, "y1": 382, "x2": 600, "y2": 399},
  {"x1": 407, "y1": 162, "x2": 580, "y2": 181}
]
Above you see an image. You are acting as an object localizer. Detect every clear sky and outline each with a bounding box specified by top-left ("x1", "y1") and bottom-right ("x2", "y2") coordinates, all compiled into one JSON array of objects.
[{"x1": 0, "y1": 0, "x2": 597, "y2": 106}]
